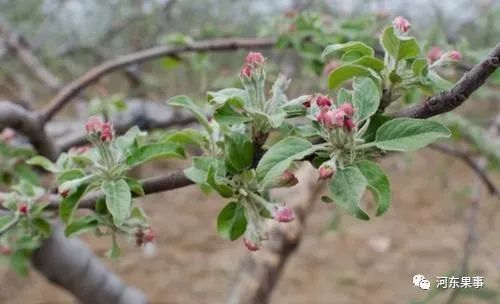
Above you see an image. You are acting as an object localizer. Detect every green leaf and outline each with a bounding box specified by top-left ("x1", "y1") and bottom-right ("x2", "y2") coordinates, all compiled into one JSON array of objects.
[
  {"x1": 217, "y1": 202, "x2": 247, "y2": 240},
  {"x1": 164, "y1": 129, "x2": 208, "y2": 148},
  {"x1": 207, "y1": 166, "x2": 233, "y2": 198},
  {"x1": 328, "y1": 65, "x2": 380, "y2": 89},
  {"x1": 124, "y1": 177, "x2": 145, "y2": 196},
  {"x1": 27, "y1": 156, "x2": 59, "y2": 172},
  {"x1": 356, "y1": 160, "x2": 391, "y2": 216},
  {"x1": 224, "y1": 132, "x2": 254, "y2": 172},
  {"x1": 322, "y1": 41, "x2": 374, "y2": 58},
  {"x1": 184, "y1": 157, "x2": 215, "y2": 185},
  {"x1": 59, "y1": 184, "x2": 89, "y2": 224},
  {"x1": 102, "y1": 179, "x2": 132, "y2": 227},
  {"x1": 412, "y1": 58, "x2": 428, "y2": 77},
  {"x1": 32, "y1": 218, "x2": 52, "y2": 238},
  {"x1": 349, "y1": 56, "x2": 384, "y2": 72},
  {"x1": 352, "y1": 77, "x2": 380, "y2": 122},
  {"x1": 167, "y1": 95, "x2": 212, "y2": 132},
  {"x1": 64, "y1": 215, "x2": 98, "y2": 237},
  {"x1": 10, "y1": 251, "x2": 30, "y2": 276},
  {"x1": 337, "y1": 88, "x2": 353, "y2": 105},
  {"x1": 56, "y1": 169, "x2": 85, "y2": 186},
  {"x1": 256, "y1": 137, "x2": 314, "y2": 189},
  {"x1": 362, "y1": 114, "x2": 392, "y2": 142},
  {"x1": 0, "y1": 215, "x2": 14, "y2": 231},
  {"x1": 214, "y1": 104, "x2": 252, "y2": 125},
  {"x1": 328, "y1": 166, "x2": 369, "y2": 220},
  {"x1": 375, "y1": 118, "x2": 451, "y2": 151},
  {"x1": 126, "y1": 142, "x2": 185, "y2": 167},
  {"x1": 207, "y1": 88, "x2": 248, "y2": 109},
  {"x1": 115, "y1": 126, "x2": 145, "y2": 152},
  {"x1": 380, "y1": 27, "x2": 420, "y2": 61}
]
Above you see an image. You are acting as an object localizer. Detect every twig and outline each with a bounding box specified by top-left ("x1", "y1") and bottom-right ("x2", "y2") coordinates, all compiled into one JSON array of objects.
[
  {"x1": 429, "y1": 143, "x2": 499, "y2": 197},
  {"x1": 40, "y1": 37, "x2": 276, "y2": 123},
  {"x1": 0, "y1": 16, "x2": 62, "y2": 91},
  {"x1": 392, "y1": 42, "x2": 500, "y2": 118},
  {"x1": 445, "y1": 168, "x2": 482, "y2": 304}
]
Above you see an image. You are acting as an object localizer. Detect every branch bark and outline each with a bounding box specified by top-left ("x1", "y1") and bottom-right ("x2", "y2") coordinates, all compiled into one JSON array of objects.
[
  {"x1": 392, "y1": 42, "x2": 500, "y2": 118},
  {"x1": 32, "y1": 223, "x2": 147, "y2": 304},
  {"x1": 40, "y1": 37, "x2": 276, "y2": 123},
  {"x1": 0, "y1": 101, "x2": 57, "y2": 160}
]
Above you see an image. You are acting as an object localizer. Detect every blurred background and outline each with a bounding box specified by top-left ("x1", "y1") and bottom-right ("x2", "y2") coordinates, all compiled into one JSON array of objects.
[{"x1": 1, "y1": 0, "x2": 500, "y2": 303}]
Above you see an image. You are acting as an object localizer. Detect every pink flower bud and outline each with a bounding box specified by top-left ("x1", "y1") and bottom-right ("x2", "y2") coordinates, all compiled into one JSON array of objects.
[
  {"x1": 280, "y1": 170, "x2": 299, "y2": 187},
  {"x1": 333, "y1": 110, "x2": 346, "y2": 127},
  {"x1": 344, "y1": 117, "x2": 356, "y2": 132},
  {"x1": 323, "y1": 60, "x2": 340, "y2": 76},
  {"x1": 100, "y1": 122, "x2": 114, "y2": 142},
  {"x1": 316, "y1": 95, "x2": 332, "y2": 108},
  {"x1": 245, "y1": 52, "x2": 265, "y2": 66},
  {"x1": 85, "y1": 116, "x2": 103, "y2": 134},
  {"x1": 243, "y1": 238, "x2": 260, "y2": 251},
  {"x1": 319, "y1": 164, "x2": 335, "y2": 180},
  {"x1": 427, "y1": 47, "x2": 443, "y2": 63},
  {"x1": 0, "y1": 128, "x2": 15, "y2": 143},
  {"x1": 0, "y1": 245, "x2": 11, "y2": 256},
  {"x1": 446, "y1": 50, "x2": 462, "y2": 61},
  {"x1": 143, "y1": 228, "x2": 155, "y2": 243},
  {"x1": 274, "y1": 206, "x2": 295, "y2": 223},
  {"x1": 303, "y1": 96, "x2": 313, "y2": 108},
  {"x1": 18, "y1": 203, "x2": 28, "y2": 215},
  {"x1": 240, "y1": 64, "x2": 252, "y2": 78},
  {"x1": 77, "y1": 145, "x2": 90, "y2": 154},
  {"x1": 339, "y1": 103, "x2": 355, "y2": 117},
  {"x1": 392, "y1": 16, "x2": 411, "y2": 33}
]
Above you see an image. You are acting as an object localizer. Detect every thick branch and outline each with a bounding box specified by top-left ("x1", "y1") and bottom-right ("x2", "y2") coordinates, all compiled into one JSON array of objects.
[
  {"x1": 40, "y1": 37, "x2": 276, "y2": 123},
  {"x1": 0, "y1": 101, "x2": 57, "y2": 160},
  {"x1": 393, "y1": 42, "x2": 500, "y2": 118},
  {"x1": 32, "y1": 223, "x2": 147, "y2": 304}
]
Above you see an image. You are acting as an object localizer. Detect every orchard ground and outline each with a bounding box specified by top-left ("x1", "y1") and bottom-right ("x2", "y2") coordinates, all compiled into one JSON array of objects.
[{"x1": 1, "y1": 147, "x2": 499, "y2": 304}]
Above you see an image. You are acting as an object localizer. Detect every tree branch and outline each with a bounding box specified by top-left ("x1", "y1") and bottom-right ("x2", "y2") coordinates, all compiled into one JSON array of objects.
[
  {"x1": 393, "y1": 42, "x2": 500, "y2": 118},
  {"x1": 0, "y1": 101, "x2": 57, "y2": 160},
  {"x1": 0, "y1": 16, "x2": 62, "y2": 91},
  {"x1": 429, "y1": 143, "x2": 499, "y2": 197},
  {"x1": 40, "y1": 37, "x2": 276, "y2": 124},
  {"x1": 32, "y1": 223, "x2": 147, "y2": 304}
]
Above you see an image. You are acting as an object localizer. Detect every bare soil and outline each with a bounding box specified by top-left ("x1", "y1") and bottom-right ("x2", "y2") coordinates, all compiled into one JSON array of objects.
[{"x1": 1, "y1": 150, "x2": 500, "y2": 304}]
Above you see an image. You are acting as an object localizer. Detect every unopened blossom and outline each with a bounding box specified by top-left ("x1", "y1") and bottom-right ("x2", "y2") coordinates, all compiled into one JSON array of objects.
[
  {"x1": 0, "y1": 128, "x2": 15, "y2": 143},
  {"x1": 0, "y1": 245, "x2": 11, "y2": 256},
  {"x1": 392, "y1": 16, "x2": 411, "y2": 33},
  {"x1": 243, "y1": 238, "x2": 260, "y2": 251},
  {"x1": 280, "y1": 170, "x2": 299, "y2": 187},
  {"x1": 245, "y1": 52, "x2": 265, "y2": 66},
  {"x1": 444, "y1": 50, "x2": 462, "y2": 61},
  {"x1": 427, "y1": 47, "x2": 443, "y2": 63},
  {"x1": 85, "y1": 116, "x2": 103, "y2": 134},
  {"x1": 316, "y1": 95, "x2": 332, "y2": 108},
  {"x1": 339, "y1": 103, "x2": 355, "y2": 117},
  {"x1": 274, "y1": 206, "x2": 295, "y2": 223},
  {"x1": 100, "y1": 122, "x2": 114, "y2": 142},
  {"x1": 303, "y1": 96, "x2": 313, "y2": 108},
  {"x1": 323, "y1": 60, "x2": 340, "y2": 76},
  {"x1": 333, "y1": 110, "x2": 346, "y2": 127},
  {"x1": 318, "y1": 163, "x2": 335, "y2": 180},
  {"x1": 240, "y1": 65, "x2": 252, "y2": 78},
  {"x1": 344, "y1": 117, "x2": 356, "y2": 132},
  {"x1": 135, "y1": 227, "x2": 155, "y2": 246},
  {"x1": 18, "y1": 203, "x2": 28, "y2": 215}
]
